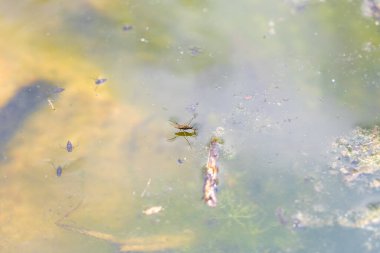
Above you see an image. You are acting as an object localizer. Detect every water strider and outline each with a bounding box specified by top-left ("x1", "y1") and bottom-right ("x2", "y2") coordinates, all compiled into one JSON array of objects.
[{"x1": 168, "y1": 114, "x2": 198, "y2": 147}]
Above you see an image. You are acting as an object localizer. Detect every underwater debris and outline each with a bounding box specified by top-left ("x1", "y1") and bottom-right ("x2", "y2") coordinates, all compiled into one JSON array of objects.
[
  {"x1": 330, "y1": 126, "x2": 380, "y2": 191},
  {"x1": 143, "y1": 206, "x2": 163, "y2": 215},
  {"x1": 275, "y1": 207, "x2": 289, "y2": 225},
  {"x1": 140, "y1": 178, "x2": 152, "y2": 198},
  {"x1": 203, "y1": 134, "x2": 224, "y2": 207},
  {"x1": 362, "y1": 0, "x2": 380, "y2": 21},
  {"x1": 47, "y1": 98, "x2": 55, "y2": 110}
]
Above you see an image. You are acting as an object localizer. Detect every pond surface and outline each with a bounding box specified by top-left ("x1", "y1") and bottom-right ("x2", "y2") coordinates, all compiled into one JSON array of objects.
[{"x1": 1, "y1": 0, "x2": 380, "y2": 252}]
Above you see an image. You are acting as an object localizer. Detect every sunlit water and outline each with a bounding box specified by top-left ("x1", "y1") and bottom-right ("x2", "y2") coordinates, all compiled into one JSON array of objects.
[{"x1": 1, "y1": 1, "x2": 380, "y2": 252}]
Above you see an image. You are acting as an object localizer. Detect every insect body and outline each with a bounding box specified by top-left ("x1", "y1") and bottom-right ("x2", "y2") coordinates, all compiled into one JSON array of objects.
[
  {"x1": 62, "y1": 140, "x2": 77, "y2": 152},
  {"x1": 95, "y1": 78, "x2": 107, "y2": 85},
  {"x1": 168, "y1": 114, "x2": 198, "y2": 147},
  {"x1": 56, "y1": 166, "x2": 63, "y2": 177},
  {"x1": 47, "y1": 161, "x2": 64, "y2": 177},
  {"x1": 170, "y1": 122, "x2": 195, "y2": 131},
  {"x1": 169, "y1": 113, "x2": 197, "y2": 131},
  {"x1": 66, "y1": 140, "x2": 73, "y2": 152}
]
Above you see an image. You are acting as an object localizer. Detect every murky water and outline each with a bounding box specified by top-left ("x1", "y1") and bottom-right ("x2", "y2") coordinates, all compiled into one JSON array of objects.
[{"x1": 1, "y1": 0, "x2": 380, "y2": 252}]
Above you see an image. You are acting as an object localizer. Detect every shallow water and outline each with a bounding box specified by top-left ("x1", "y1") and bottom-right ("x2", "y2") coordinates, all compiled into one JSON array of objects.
[{"x1": 1, "y1": 0, "x2": 380, "y2": 252}]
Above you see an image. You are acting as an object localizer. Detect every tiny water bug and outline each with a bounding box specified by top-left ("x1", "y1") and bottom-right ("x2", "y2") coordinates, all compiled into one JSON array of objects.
[
  {"x1": 66, "y1": 140, "x2": 73, "y2": 152},
  {"x1": 47, "y1": 161, "x2": 64, "y2": 177},
  {"x1": 56, "y1": 165, "x2": 63, "y2": 177},
  {"x1": 94, "y1": 78, "x2": 107, "y2": 85},
  {"x1": 45, "y1": 158, "x2": 84, "y2": 177},
  {"x1": 61, "y1": 140, "x2": 78, "y2": 152}
]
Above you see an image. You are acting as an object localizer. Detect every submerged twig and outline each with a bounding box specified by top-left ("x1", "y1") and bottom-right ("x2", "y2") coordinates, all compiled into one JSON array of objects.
[
  {"x1": 203, "y1": 136, "x2": 223, "y2": 207},
  {"x1": 140, "y1": 178, "x2": 152, "y2": 197}
]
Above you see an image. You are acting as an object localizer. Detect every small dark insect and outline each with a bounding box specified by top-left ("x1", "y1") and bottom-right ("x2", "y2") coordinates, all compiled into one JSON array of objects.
[
  {"x1": 177, "y1": 158, "x2": 185, "y2": 164},
  {"x1": 122, "y1": 25, "x2": 133, "y2": 31},
  {"x1": 48, "y1": 161, "x2": 64, "y2": 177},
  {"x1": 56, "y1": 166, "x2": 63, "y2": 177},
  {"x1": 66, "y1": 140, "x2": 73, "y2": 152},
  {"x1": 61, "y1": 140, "x2": 78, "y2": 152},
  {"x1": 95, "y1": 78, "x2": 107, "y2": 85}
]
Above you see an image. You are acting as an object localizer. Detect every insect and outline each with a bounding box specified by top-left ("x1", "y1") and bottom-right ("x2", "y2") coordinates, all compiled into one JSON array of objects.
[
  {"x1": 169, "y1": 113, "x2": 198, "y2": 131},
  {"x1": 46, "y1": 158, "x2": 84, "y2": 177},
  {"x1": 92, "y1": 77, "x2": 108, "y2": 94},
  {"x1": 167, "y1": 130, "x2": 197, "y2": 147},
  {"x1": 66, "y1": 140, "x2": 74, "y2": 152},
  {"x1": 61, "y1": 140, "x2": 78, "y2": 152},
  {"x1": 94, "y1": 78, "x2": 107, "y2": 86},
  {"x1": 168, "y1": 114, "x2": 198, "y2": 147},
  {"x1": 47, "y1": 161, "x2": 64, "y2": 177}
]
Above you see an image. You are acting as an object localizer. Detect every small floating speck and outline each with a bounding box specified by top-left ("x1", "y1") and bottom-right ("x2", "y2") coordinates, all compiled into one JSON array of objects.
[
  {"x1": 122, "y1": 24, "x2": 133, "y2": 31},
  {"x1": 140, "y1": 38, "x2": 149, "y2": 43},
  {"x1": 244, "y1": 95, "x2": 253, "y2": 100},
  {"x1": 177, "y1": 157, "x2": 187, "y2": 164},
  {"x1": 188, "y1": 46, "x2": 202, "y2": 56}
]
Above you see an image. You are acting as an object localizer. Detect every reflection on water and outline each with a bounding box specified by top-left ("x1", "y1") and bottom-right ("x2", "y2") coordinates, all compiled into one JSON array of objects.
[{"x1": 0, "y1": 0, "x2": 380, "y2": 252}]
